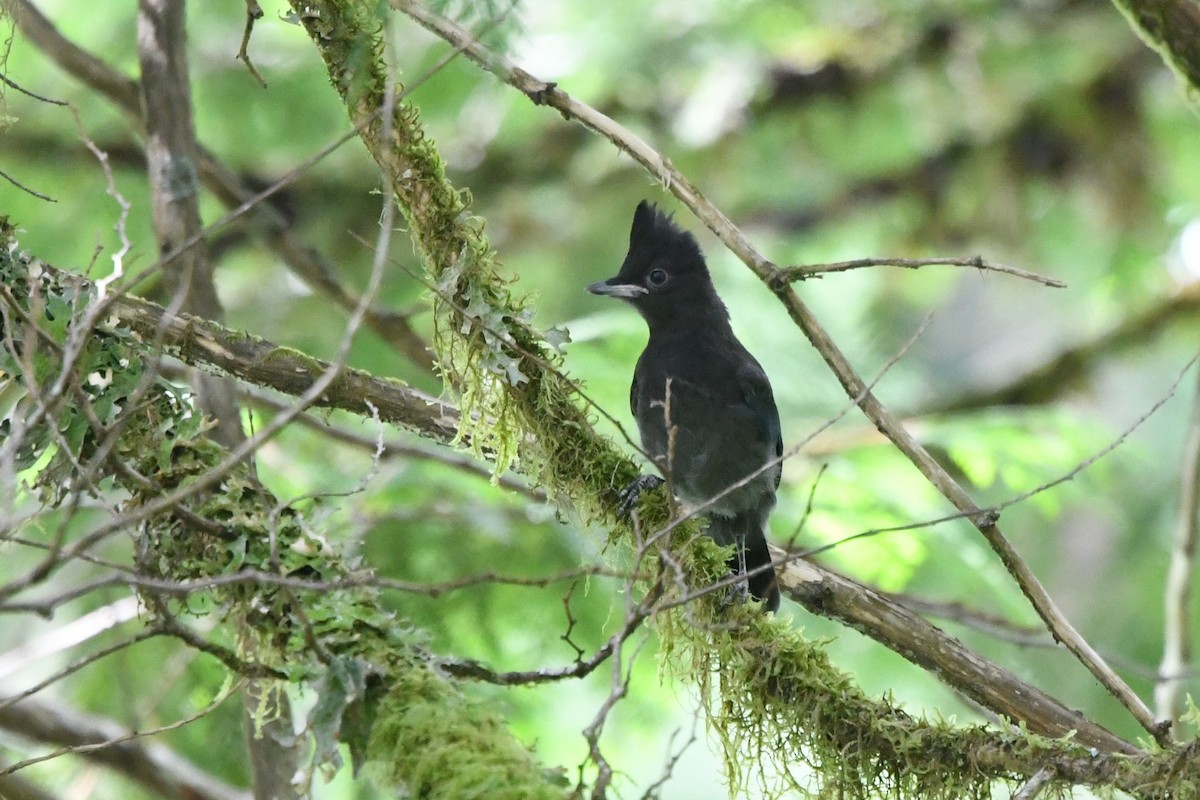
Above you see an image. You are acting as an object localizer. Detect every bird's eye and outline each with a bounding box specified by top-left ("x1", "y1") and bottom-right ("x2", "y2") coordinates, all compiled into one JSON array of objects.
[{"x1": 647, "y1": 268, "x2": 668, "y2": 287}]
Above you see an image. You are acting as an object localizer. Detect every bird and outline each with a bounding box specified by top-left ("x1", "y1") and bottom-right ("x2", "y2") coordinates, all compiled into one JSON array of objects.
[{"x1": 587, "y1": 201, "x2": 782, "y2": 612}]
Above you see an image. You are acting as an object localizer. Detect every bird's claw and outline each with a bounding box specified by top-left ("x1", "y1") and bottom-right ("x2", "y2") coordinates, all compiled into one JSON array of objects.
[
  {"x1": 617, "y1": 474, "x2": 665, "y2": 518},
  {"x1": 718, "y1": 580, "x2": 754, "y2": 611}
]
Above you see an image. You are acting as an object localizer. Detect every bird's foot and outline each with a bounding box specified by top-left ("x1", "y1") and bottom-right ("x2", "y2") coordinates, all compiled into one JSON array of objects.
[
  {"x1": 717, "y1": 578, "x2": 753, "y2": 612},
  {"x1": 617, "y1": 474, "x2": 665, "y2": 518}
]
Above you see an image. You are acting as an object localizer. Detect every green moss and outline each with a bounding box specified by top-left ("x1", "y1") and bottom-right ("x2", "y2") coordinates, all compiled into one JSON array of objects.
[{"x1": 369, "y1": 661, "x2": 566, "y2": 800}]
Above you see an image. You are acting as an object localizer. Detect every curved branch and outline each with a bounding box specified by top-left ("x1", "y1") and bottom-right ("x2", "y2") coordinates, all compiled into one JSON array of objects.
[{"x1": 0, "y1": 694, "x2": 250, "y2": 800}]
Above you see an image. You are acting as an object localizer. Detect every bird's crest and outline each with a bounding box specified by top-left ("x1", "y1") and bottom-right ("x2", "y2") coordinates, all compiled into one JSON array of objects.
[{"x1": 628, "y1": 201, "x2": 705, "y2": 267}]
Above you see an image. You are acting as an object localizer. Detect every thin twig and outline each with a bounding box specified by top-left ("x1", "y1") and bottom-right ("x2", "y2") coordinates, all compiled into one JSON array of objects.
[
  {"x1": 442, "y1": 600, "x2": 651, "y2": 686},
  {"x1": 0, "y1": 627, "x2": 163, "y2": 713},
  {"x1": 1155, "y1": 364, "x2": 1200, "y2": 727},
  {"x1": 785, "y1": 255, "x2": 1066, "y2": 288},
  {"x1": 0, "y1": 694, "x2": 249, "y2": 800},
  {"x1": 0, "y1": 680, "x2": 244, "y2": 778},
  {"x1": 236, "y1": 0, "x2": 267, "y2": 88},
  {"x1": 0, "y1": 166, "x2": 56, "y2": 201},
  {"x1": 792, "y1": 356, "x2": 1196, "y2": 563},
  {"x1": 0, "y1": 68, "x2": 66, "y2": 104},
  {"x1": 237, "y1": 388, "x2": 542, "y2": 499},
  {"x1": 0, "y1": 596, "x2": 141, "y2": 680},
  {"x1": 1013, "y1": 766, "x2": 1055, "y2": 800}
]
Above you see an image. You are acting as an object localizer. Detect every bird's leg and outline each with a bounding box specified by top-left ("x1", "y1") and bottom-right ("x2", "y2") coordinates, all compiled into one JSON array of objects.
[
  {"x1": 718, "y1": 547, "x2": 753, "y2": 610},
  {"x1": 617, "y1": 474, "x2": 665, "y2": 518}
]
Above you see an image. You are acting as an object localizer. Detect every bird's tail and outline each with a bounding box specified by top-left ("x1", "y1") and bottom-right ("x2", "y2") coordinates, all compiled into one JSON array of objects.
[{"x1": 708, "y1": 513, "x2": 780, "y2": 613}]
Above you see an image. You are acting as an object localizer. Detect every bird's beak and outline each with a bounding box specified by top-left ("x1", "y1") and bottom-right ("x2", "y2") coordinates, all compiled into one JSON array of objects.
[{"x1": 587, "y1": 279, "x2": 647, "y2": 299}]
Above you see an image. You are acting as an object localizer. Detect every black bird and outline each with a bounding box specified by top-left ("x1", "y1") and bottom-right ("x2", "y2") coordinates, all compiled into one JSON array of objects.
[{"x1": 588, "y1": 201, "x2": 782, "y2": 612}]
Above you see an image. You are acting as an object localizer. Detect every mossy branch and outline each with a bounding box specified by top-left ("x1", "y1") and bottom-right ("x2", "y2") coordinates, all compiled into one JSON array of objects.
[
  {"x1": 0, "y1": 221, "x2": 566, "y2": 800},
  {"x1": 1111, "y1": 0, "x2": 1200, "y2": 93},
  {"x1": 283, "y1": 3, "x2": 1198, "y2": 798}
]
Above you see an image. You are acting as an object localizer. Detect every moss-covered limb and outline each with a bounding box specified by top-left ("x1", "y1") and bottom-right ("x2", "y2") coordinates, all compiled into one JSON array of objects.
[
  {"x1": 778, "y1": 554, "x2": 1136, "y2": 755},
  {"x1": 0, "y1": 225, "x2": 569, "y2": 800},
  {"x1": 1111, "y1": 0, "x2": 1200, "y2": 93},
  {"x1": 681, "y1": 609, "x2": 1189, "y2": 799},
  {"x1": 279, "y1": 6, "x2": 1200, "y2": 798},
  {"x1": 7, "y1": 256, "x2": 458, "y2": 442},
  {"x1": 284, "y1": 0, "x2": 634, "y2": 505}
]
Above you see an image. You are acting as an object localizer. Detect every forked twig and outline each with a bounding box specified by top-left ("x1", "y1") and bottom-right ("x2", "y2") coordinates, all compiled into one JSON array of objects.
[{"x1": 784, "y1": 255, "x2": 1065, "y2": 288}]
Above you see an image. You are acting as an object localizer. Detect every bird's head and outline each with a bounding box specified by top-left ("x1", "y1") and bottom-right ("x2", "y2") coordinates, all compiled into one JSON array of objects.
[{"x1": 587, "y1": 201, "x2": 724, "y2": 329}]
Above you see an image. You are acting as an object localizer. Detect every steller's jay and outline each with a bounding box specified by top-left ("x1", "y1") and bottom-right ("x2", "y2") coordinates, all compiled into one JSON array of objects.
[{"x1": 587, "y1": 201, "x2": 782, "y2": 612}]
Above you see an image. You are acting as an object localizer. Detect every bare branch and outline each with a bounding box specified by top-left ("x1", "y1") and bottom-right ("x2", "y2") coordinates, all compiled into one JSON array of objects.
[
  {"x1": 0, "y1": 692, "x2": 249, "y2": 800},
  {"x1": 236, "y1": 0, "x2": 267, "y2": 88},
  {"x1": 785, "y1": 255, "x2": 1066, "y2": 288},
  {"x1": 1156, "y1": 366, "x2": 1200, "y2": 727}
]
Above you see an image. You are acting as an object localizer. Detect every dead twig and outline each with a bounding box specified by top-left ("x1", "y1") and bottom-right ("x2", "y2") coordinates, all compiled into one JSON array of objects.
[{"x1": 784, "y1": 255, "x2": 1066, "y2": 288}]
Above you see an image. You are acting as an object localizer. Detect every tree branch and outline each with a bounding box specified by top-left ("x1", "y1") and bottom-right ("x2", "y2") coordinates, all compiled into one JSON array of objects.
[
  {"x1": 775, "y1": 552, "x2": 1137, "y2": 754},
  {"x1": 1155, "y1": 366, "x2": 1200, "y2": 727},
  {"x1": 0, "y1": 693, "x2": 250, "y2": 800},
  {"x1": 1111, "y1": 0, "x2": 1200, "y2": 92},
  {"x1": 785, "y1": 255, "x2": 1066, "y2": 288},
  {"x1": 80, "y1": 268, "x2": 458, "y2": 441}
]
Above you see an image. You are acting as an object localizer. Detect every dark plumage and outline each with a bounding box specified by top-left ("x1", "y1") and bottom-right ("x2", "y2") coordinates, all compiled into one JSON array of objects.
[{"x1": 588, "y1": 201, "x2": 782, "y2": 612}]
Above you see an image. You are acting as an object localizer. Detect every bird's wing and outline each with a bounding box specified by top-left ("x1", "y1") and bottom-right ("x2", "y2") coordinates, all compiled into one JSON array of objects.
[{"x1": 735, "y1": 360, "x2": 784, "y2": 488}]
